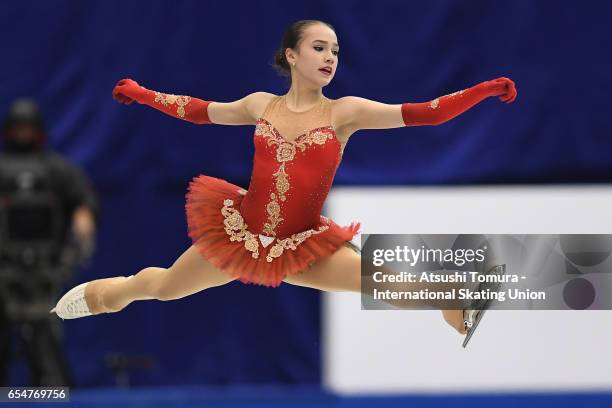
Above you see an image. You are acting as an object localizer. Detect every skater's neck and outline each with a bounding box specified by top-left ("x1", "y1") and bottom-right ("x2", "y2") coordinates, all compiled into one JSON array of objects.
[{"x1": 284, "y1": 85, "x2": 324, "y2": 112}]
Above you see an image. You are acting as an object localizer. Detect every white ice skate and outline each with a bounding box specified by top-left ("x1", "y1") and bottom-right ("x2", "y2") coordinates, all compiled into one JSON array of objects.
[
  {"x1": 50, "y1": 275, "x2": 134, "y2": 320},
  {"x1": 462, "y1": 264, "x2": 506, "y2": 348}
]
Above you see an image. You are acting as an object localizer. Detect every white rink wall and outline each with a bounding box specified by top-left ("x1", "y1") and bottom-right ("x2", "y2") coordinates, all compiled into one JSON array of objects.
[{"x1": 323, "y1": 185, "x2": 612, "y2": 395}]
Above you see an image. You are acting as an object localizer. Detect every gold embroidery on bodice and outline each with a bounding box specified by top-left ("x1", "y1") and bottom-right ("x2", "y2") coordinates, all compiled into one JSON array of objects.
[
  {"x1": 222, "y1": 197, "x2": 329, "y2": 262},
  {"x1": 255, "y1": 96, "x2": 336, "y2": 237},
  {"x1": 218, "y1": 95, "x2": 338, "y2": 262},
  {"x1": 255, "y1": 118, "x2": 336, "y2": 236}
]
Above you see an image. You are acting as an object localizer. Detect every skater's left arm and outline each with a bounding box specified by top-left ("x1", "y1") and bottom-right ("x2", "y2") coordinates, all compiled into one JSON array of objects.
[{"x1": 338, "y1": 77, "x2": 516, "y2": 131}]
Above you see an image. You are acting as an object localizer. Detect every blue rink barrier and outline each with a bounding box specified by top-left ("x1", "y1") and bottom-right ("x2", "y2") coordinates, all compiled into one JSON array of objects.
[{"x1": 34, "y1": 385, "x2": 612, "y2": 408}]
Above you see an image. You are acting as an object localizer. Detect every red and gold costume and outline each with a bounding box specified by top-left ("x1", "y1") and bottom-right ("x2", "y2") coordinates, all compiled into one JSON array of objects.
[{"x1": 111, "y1": 77, "x2": 516, "y2": 287}]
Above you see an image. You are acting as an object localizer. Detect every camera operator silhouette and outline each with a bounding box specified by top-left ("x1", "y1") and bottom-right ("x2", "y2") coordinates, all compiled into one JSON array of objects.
[{"x1": 0, "y1": 98, "x2": 100, "y2": 386}]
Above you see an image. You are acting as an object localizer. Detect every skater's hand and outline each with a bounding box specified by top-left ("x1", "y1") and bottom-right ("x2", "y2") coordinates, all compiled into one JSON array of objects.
[
  {"x1": 112, "y1": 78, "x2": 146, "y2": 105},
  {"x1": 442, "y1": 309, "x2": 467, "y2": 335},
  {"x1": 485, "y1": 77, "x2": 517, "y2": 104}
]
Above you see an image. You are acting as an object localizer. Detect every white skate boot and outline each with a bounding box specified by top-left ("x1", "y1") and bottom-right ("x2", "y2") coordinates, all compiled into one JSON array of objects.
[{"x1": 50, "y1": 275, "x2": 134, "y2": 320}]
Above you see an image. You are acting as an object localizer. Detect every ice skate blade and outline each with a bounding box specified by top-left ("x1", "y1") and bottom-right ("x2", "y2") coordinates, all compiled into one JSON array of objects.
[
  {"x1": 462, "y1": 299, "x2": 491, "y2": 348},
  {"x1": 461, "y1": 264, "x2": 506, "y2": 348}
]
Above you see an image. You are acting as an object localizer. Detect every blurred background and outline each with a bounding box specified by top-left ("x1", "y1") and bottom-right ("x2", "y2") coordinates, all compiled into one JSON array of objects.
[{"x1": 0, "y1": 0, "x2": 611, "y2": 406}]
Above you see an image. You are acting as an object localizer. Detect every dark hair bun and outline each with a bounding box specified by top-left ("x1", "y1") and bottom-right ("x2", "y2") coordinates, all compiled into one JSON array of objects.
[{"x1": 272, "y1": 49, "x2": 290, "y2": 77}]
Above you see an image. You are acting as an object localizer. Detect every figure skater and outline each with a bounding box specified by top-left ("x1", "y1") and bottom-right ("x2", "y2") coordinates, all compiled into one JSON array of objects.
[{"x1": 50, "y1": 20, "x2": 517, "y2": 342}]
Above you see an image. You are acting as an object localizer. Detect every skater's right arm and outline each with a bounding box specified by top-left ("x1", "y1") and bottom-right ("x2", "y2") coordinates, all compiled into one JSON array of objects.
[{"x1": 112, "y1": 78, "x2": 264, "y2": 125}]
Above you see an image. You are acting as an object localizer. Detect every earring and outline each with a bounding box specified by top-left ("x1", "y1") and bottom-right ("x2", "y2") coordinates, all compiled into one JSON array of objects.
[{"x1": 292, "y1": 62, "x2": 296, "y2": 67}]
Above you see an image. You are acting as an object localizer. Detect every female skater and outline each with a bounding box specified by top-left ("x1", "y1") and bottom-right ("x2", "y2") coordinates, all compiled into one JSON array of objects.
[{"x1": 50, "y1": 20, "x2": 517, "y2": 339}]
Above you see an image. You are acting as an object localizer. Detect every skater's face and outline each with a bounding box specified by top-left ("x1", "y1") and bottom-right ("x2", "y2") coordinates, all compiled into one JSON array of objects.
[{"x1": 287, "y1": 23, "x2": 339, "y2": 87}]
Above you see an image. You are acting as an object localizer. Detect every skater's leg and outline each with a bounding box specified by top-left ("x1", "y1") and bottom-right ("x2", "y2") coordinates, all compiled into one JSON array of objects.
[
  {"x1": 283, "y1": 245, "x2": 465, "y2": 306},
  {"x1": 282, "y1": 245, "x2": 362, "y2": 292},
  {"x1": 283, "y1": 244, "x2": 467, "y2": 333},
  {"x1": 87, "y1": 245, "x2": 236, "y2": 313}
]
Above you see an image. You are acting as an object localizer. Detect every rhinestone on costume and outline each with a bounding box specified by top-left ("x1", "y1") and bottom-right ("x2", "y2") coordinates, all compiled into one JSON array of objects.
[{"x1": 259, "y1": 234, "x2": 276, "y2": 248}]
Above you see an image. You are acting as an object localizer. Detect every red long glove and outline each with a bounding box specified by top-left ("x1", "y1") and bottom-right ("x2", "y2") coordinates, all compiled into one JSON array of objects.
[
  {"x1": 112, "y1": 79, "x2": 213, "y2": 124},
  {"x1": 401, "y1": 77, "x2": 517, "y2": 126}
]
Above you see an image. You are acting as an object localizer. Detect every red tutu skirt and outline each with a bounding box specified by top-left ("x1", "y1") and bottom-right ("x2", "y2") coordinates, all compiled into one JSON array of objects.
[{"x1": 184, "y1": 175, "x2": 361, "y2": 287}]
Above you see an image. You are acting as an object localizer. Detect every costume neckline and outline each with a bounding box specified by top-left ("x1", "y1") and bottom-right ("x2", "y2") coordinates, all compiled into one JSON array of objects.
[
  {"x1": 281, "y1": 95, "x2": 326, "y2": 114},
  {"x1": 255, "y1": 118, "x2": 344, "y2": 161},
  {"x1": 257, "y1": 117, "x2": 336, "y2": 145}
]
